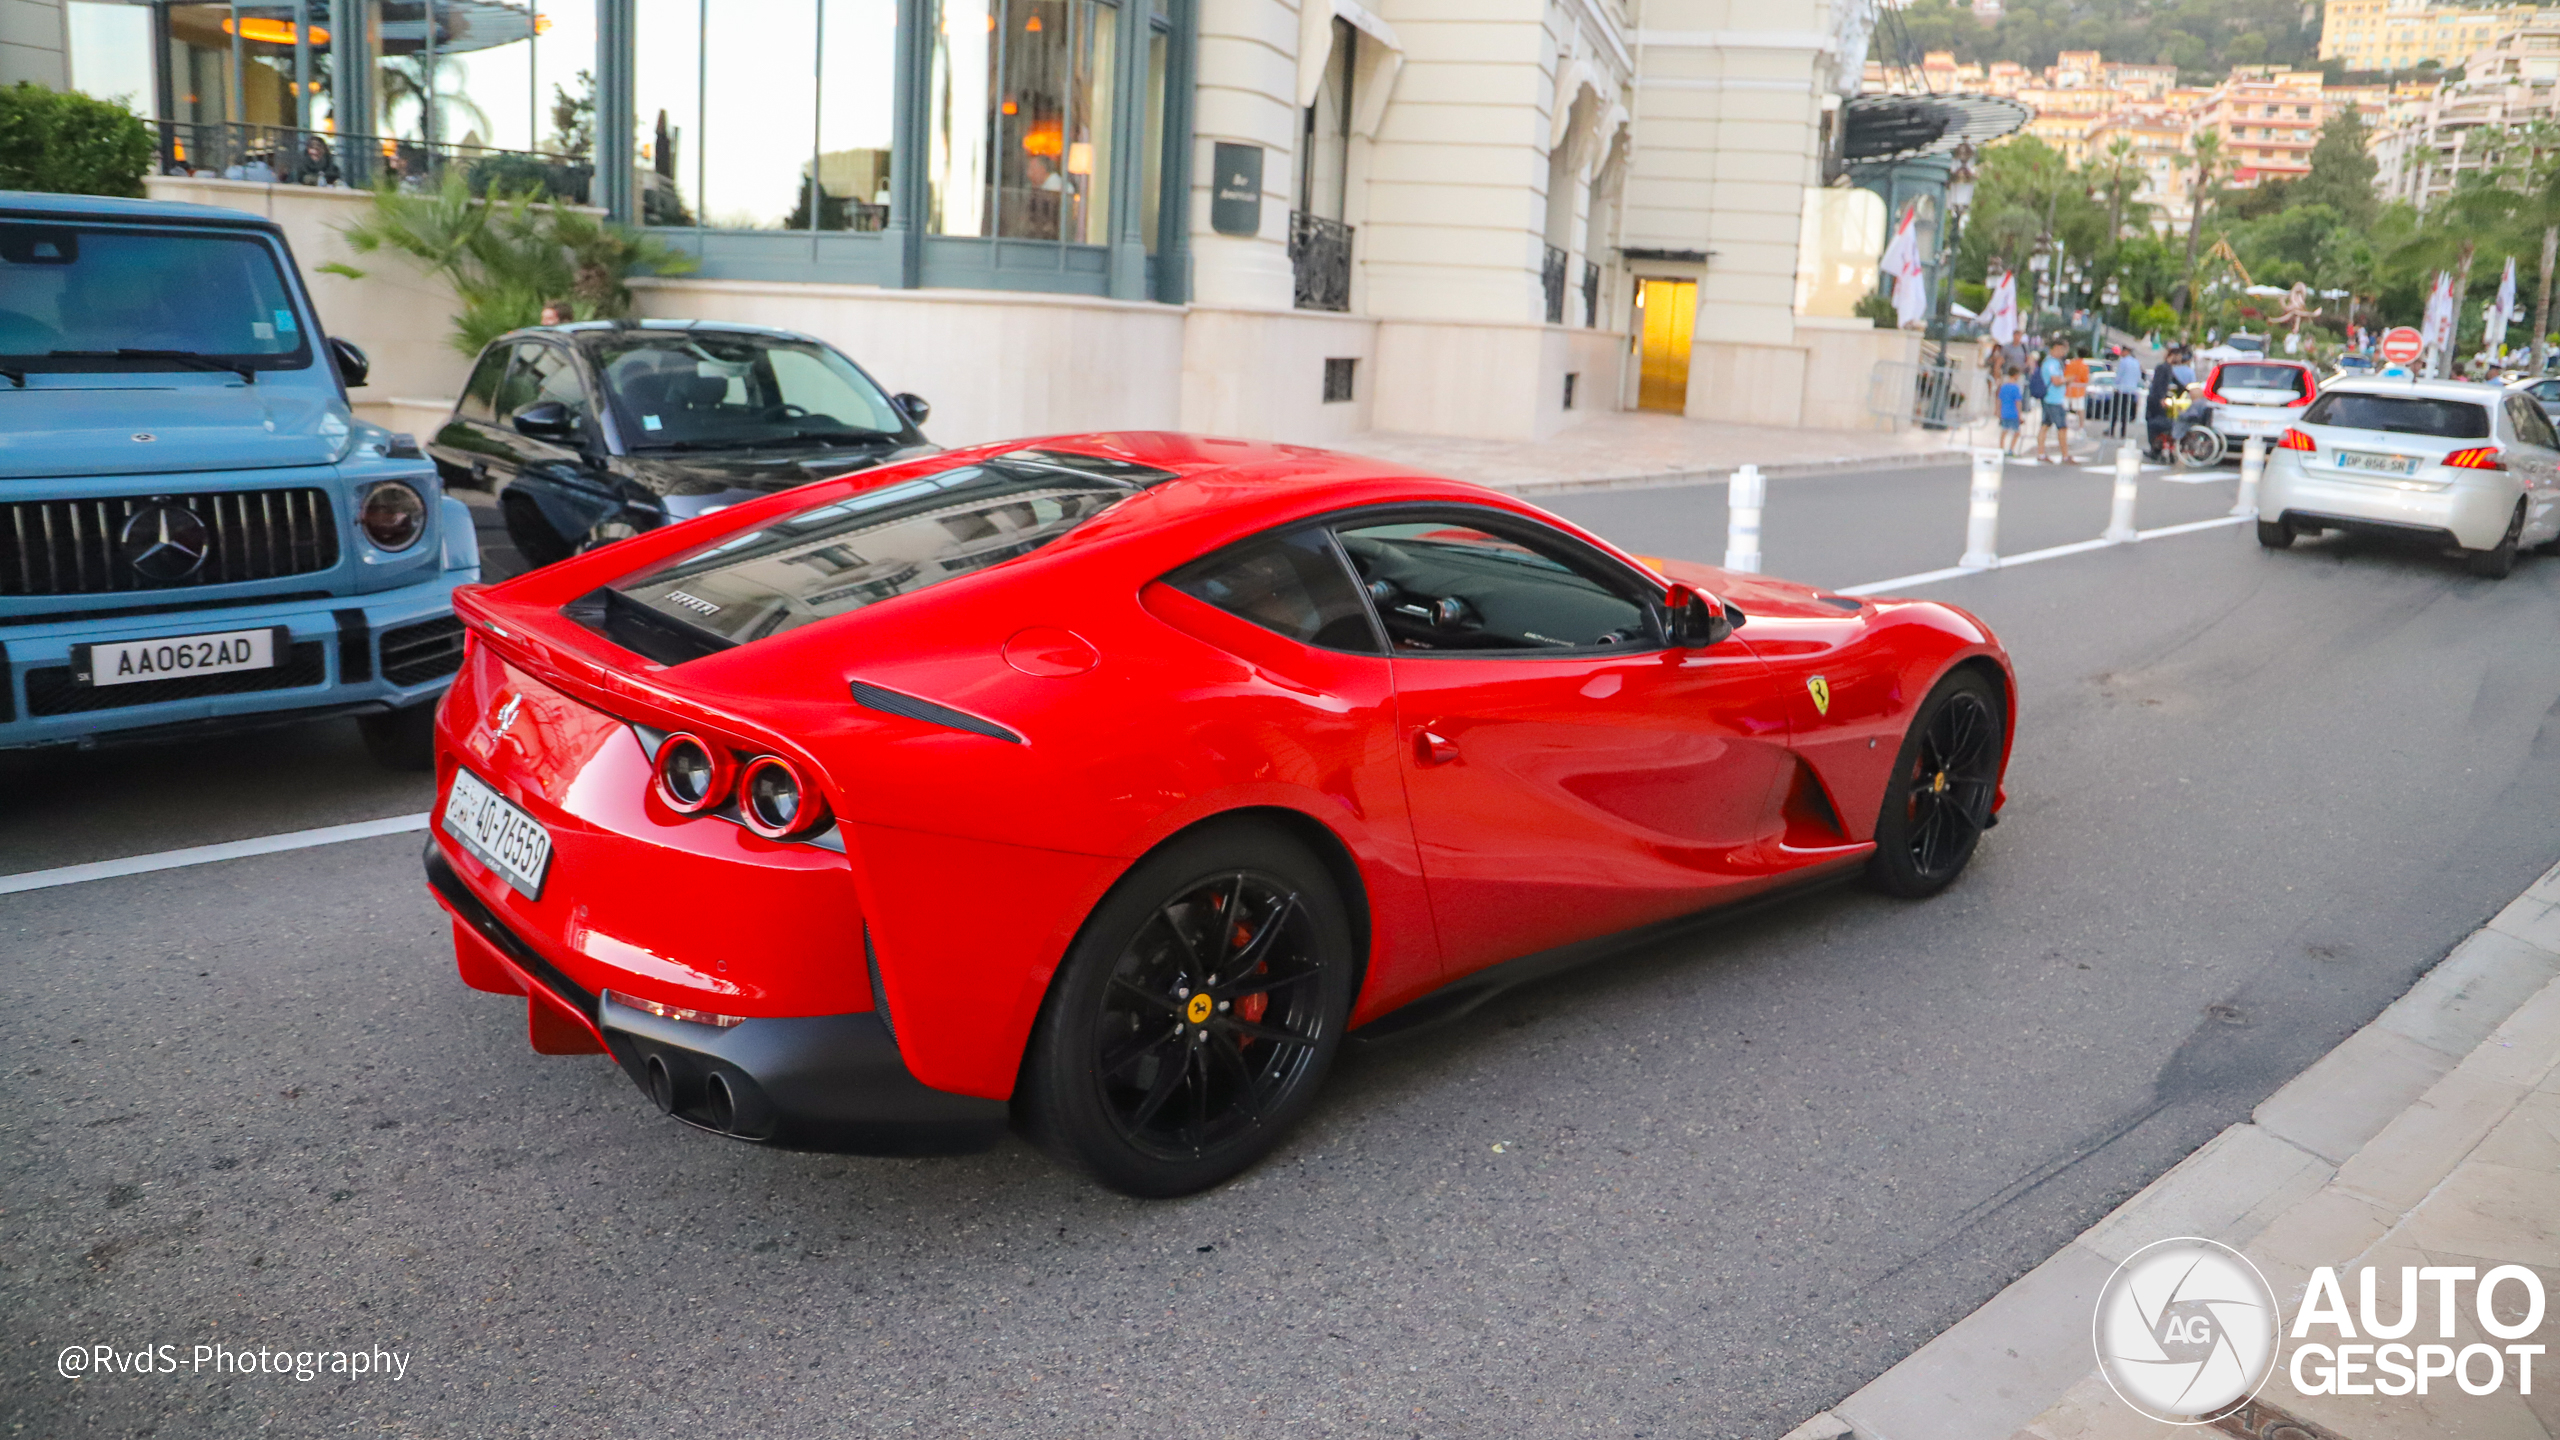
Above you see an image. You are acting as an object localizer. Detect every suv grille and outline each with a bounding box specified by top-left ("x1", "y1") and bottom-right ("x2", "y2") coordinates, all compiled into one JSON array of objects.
[
  {"x1": 2, "y1": 490, "x2": 339, "y2": 597},
  {"x1": 380, "y1": 616, "x2": 466, "y2": 686}
]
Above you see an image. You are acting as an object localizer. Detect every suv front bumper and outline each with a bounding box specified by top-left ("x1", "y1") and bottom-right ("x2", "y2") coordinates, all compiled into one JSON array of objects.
[{"x1": 0, "y1": 571, "x2": 470, "y2": 749}]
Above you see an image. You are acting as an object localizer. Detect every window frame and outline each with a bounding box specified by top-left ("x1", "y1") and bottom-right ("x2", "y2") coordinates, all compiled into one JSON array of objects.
[
  {"x1": 1160, "y1": 523, "x2": 1389, "y2": 655},
  {"x1": 1317, "y1": 502, "x2": 1679, "y2": 660}
]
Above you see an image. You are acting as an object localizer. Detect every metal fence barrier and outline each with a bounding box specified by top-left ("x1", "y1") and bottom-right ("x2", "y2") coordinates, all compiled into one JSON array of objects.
[{"x1": 155, "y1": 120, "x2": 594, "y2": 205}]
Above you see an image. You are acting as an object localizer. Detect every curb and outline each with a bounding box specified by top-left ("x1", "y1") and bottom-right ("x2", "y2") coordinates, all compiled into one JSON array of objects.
[
  {"x1": 1790, "y1": 860, "x2": 2560, "y2": 1440},
  {"x1": 1502, "y1": 447, "x2": 1970, "y2": 498}
]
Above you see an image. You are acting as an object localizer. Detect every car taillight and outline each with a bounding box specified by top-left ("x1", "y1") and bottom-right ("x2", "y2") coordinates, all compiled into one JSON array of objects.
[
  {"x1": 2443, "y1": 446, "x2": 2506, "y2": 470},
  {"x1": 738, "y1": 755, "x2": 828, "y2": 839},
  {"x1": 653, "y1": 732, "x2": 731, "y2": 814},
  {"x1": 2285, "y1": 389, "x2": 2313, "y2": 407},
  {"x1": 2201, "y1": 364, "x2": 2225, "y2": 405},
  {"x1": 2278, "y1": 428, "x2": 2317, "y2": 451}
]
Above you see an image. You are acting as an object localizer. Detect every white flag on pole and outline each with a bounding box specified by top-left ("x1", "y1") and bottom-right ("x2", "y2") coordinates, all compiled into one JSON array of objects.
[
  {"x1": 2488, "y1": 256, "x2": 2518, "y2": 352},
  {"x1": 1985, "y1": 270, "x2": 2019, "y2": 345},
  {"x1": 2422, "y1": 271, "x2": 2456, "y2": 365},
  {"x1": 1881, "y1": 203, "x2": 1929, "y2": 328}
]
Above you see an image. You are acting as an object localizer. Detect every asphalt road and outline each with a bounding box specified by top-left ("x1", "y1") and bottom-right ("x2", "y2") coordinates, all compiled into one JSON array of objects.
[{"x1": 9, "y1": 459, "x2": 2559, "y2": 1439}]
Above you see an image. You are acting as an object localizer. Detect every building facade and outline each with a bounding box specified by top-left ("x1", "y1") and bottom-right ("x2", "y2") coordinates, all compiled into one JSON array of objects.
[
  {"x1": 2371, "y1": 15, "x2": 2560, "y2": 209},
  {"x1": 70, "y1": 0, "x2": 1917, "y2": 447},
  {"x1": 2320, "y1": 0, "x2": 2545, "y2": 73}
]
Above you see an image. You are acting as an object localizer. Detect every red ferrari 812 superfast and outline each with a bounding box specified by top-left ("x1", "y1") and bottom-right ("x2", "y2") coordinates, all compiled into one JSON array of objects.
[{"x1": 424, "y1": 433, "x2": 2015, "y2": 1195}]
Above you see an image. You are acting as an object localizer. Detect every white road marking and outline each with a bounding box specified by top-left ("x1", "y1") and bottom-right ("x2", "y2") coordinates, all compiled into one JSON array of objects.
[
  {"x1": 1837, "y1": 514, "x2": 2250, "y2": 597},
  {"x1": 0, "y1": 812, "x2": 429, "y2": 896},
  {"x1": 0, "y1": 509, "x2": 2260, "y2": 894}
]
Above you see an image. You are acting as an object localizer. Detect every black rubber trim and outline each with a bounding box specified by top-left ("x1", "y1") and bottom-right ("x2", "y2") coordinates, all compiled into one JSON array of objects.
[
  {"x1": 2278, "y1": 510, "x2": 2462, "y2": 546},
  {"x1": 849, "y1": 680, "x2": 1025, "y2": 744},
  {"x1": 423, "y1": 841, "x2": 598, "y2": 1015},
  {"x1": 864, "y1": 923, "x2": 894, "y2": 1045},
  {"x1": 0, "y1": 589, "x2": 334, "y2": 628},
  {"x1": 335, "y1": 608, "x2": 373, "y2": 683},
  {"x1": 0, "y1": 637, "x2": 11, "y2": 723}
]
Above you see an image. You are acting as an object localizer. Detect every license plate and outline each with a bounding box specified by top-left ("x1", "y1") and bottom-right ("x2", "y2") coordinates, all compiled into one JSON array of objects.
[
  {"x1": 441, "y1": 766, "x2": 553, "y2": 899},
  {"x1": 2338, "y1": 450, "x2": 2419, "y2": 476},
  {"x1": 76, "y1": 626, "x2": 284, "y2": 688}
]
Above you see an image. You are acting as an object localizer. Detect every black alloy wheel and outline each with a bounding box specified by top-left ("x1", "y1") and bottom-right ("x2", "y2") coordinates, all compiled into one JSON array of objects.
[
  {"x1": 1867, "y1": 670, "x2": 2005, "y2": 899},
  {"x1": 1019, "y1": 823, "x2": 1354, "y2": 1197}
]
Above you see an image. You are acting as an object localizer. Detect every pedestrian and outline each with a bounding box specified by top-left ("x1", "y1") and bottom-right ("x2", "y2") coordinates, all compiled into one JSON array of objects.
[
  {"x1": 2034, "y1": 338, "x2": 2071, "y2": 463},
  {"x1": 293, "y1": 134, "x2": 340, "y2": 187},
  {"x1": 2112, "y1": 345, "x2": 2143, "y2": 437},
  {"x1": 539, "y1": 300, "x2": 569, "y2": 326},
  {"x1": 2064, "y1": 345, "x2": 2092, "y2": 443},
  {"x1": 2146, "y1": 345, "x2": 2187, "y2": 461},
  {"x1": 1996, "y1": 361, "x2": 2024, "y2": 455}
]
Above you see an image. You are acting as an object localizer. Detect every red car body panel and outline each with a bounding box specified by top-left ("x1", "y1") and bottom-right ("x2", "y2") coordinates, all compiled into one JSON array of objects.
[{"x1": 423, "y1": 432, "x2": 2016, "y2": 1130}]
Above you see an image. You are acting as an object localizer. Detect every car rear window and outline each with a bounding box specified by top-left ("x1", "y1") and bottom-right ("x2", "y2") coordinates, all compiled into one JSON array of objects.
[
  {"x1": 581, "y1": 451, "x2": 1170, "y2": 661},
  {"x1": 2301, "y1": 392, "x2": 2491, "y2": 439},
  {"x1": 2217, "y1": 363, "x2": 2309, "y2": 396}
]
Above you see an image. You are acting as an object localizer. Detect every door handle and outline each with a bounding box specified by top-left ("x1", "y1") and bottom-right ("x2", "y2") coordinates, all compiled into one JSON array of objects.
[{"x1": 1414, "y1": 729, "x2": 1458, "y2": 766}]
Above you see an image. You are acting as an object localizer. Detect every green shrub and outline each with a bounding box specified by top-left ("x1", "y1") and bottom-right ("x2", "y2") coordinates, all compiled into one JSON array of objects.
[
  {"x1": 1853, "y1": 290, "x2": 1900, "y2": 328},
  {"x1": 0, "y1": 84, "x2": 153, "y2": 197}
]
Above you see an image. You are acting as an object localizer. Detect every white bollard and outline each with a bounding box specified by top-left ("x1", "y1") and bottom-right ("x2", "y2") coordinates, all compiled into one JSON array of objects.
[
  {"x1": 2105, "y1": 439, "x2": 2141, "y2": 543},
  {"x1": 2231, "y1": 434, "x2": 2266, "y2": 518},
  {"x1": 1724, "y1": 463, "x2": 1765, "y2": 573},
  {"x1": 1960, "y1": 447, "x2": 2003, "y2": 569}
]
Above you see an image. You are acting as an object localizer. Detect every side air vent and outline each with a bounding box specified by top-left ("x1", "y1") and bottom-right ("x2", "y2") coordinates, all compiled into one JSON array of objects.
[{"x1": 848, "y1": 680, "x2": 1024, "y2": 744}]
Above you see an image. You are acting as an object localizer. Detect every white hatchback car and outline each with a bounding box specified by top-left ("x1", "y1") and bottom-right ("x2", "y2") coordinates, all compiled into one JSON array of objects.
[
  {"x1": 2257, "y1": 377, "x2": 2560, "y2": 578},
  {"x1": 2201, "y1": 358, "x2": 2319, "y2": 444}
]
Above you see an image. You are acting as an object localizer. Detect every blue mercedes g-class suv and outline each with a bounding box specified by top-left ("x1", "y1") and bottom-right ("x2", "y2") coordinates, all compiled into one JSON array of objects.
[{"x1": 0, "y1": 191, "x2": 476, "y2": 767}]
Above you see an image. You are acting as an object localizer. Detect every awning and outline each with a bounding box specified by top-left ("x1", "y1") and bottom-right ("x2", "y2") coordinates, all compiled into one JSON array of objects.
[{"x1": 1840, "y1": 94, "x2": 2031, "y2": 165}]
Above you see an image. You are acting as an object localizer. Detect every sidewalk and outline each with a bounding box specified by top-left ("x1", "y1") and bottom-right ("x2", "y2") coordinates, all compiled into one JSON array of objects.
[
  {"x1": 1335, "y1": 411, "x2": 1969, "y2": 495},
  {"x1": 1789, "y1": 865, "x2": 2560, "y2": 1440}
]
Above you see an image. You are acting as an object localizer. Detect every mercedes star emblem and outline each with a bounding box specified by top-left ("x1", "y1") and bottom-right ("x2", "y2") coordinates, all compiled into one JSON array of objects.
[
  {"x1": 131, "y1": 432, "x2": 157, "y2": 442},
  {"x1": 120, "y1": 503, "x2": 211, "y2": 582}
]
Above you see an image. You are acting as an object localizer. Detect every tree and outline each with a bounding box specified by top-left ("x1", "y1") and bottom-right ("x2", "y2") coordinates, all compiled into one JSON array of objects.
[
  {"x1": 2295, "y1": 110, "x2": 2380, "y2": 227},
  {"x1": 2182, "y1": 130, "x2": 2230, "y2": 316},
  {"x1": 548, "y1": 71, "x2": 595, "y2": 163},
  {"x1": 2096, "y1": 135, "x2": 2143, "y2": 243},
  {"x1": 0, "y1": 83, "x2": 152, "y2": 197}
]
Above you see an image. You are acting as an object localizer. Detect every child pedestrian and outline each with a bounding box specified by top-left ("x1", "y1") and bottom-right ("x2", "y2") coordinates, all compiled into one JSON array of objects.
[{"x1": 1997, "y1": 362, "x2": 2024, "y2": 455}]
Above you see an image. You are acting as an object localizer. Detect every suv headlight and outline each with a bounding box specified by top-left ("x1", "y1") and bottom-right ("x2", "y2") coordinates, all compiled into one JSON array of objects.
[{"x1": 359, "y1": 481, "x2": 428, "y2": 551}]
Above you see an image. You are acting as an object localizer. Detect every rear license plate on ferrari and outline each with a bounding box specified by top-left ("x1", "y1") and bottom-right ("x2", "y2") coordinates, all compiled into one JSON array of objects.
[
  {"x1": 442, "y1": 766, "x2": 552, "y2": 899},
  {"x1": 2338, "y1": 450, "x2": 2418, "y2": 477}
]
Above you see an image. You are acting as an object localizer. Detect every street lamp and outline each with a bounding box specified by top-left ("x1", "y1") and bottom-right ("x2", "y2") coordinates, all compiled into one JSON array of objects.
[{"x1": 1923, "y1": 139, "x2": 1981, "y2": 425}]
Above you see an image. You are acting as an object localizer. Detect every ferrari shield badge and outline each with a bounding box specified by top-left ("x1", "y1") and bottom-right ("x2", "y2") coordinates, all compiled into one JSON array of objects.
[{"x1": 1807, "y1": 676, "x2": 1831, "y2": 715}]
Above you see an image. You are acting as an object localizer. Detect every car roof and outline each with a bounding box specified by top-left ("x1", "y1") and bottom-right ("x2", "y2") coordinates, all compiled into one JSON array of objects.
[
  {"x1": 536, "y1": 318, "x2": 823, "y2": 346},
  {"x1": 0, "y1": 189, "x2": 286, "y2": 233},
  {"x1": 2316, "y1": 375, "x2": 2509, "y2": 401}
]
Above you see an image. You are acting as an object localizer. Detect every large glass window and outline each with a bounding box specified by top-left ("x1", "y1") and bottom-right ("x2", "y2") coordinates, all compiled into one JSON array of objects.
[
  {"x1": 930, "y1": 0, "x2": 1118, "y2": 242},
  {"x1": 638, "y1": 0, "x2": 895, "y2": 231},
  {"x1": 592, "y1": 330, "x2": 910, "y2": 447}
]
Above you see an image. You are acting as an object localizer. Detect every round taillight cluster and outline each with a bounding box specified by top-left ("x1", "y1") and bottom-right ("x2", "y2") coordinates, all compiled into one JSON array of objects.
[{"x1": 651, "y1": 733, "x2": 827, "y2": 838}]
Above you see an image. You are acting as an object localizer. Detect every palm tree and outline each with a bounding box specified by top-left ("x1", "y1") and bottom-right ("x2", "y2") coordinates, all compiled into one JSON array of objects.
[
  {"x1": 2181, "y1": 130, "x2": 2230, "y2": 319},
  {"x1": 2098, "y1": 135, "x2": 2142, "y2": 243}
]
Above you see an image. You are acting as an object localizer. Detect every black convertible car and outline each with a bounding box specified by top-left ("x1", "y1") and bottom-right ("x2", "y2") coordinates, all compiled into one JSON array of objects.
[{"x1": 429, "y1": 319, "x2": 934, "y2": 568}]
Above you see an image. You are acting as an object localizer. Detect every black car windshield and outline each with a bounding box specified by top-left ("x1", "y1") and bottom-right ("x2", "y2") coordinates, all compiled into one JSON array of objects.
[
  {"x1": 2303, "y1": 392, "x2": 2491, "y2": 439},
  {"x1": 594, "y1": 332, "x2": 907, "y2": 449},
  {"x1": 0, "y1": 223, "x2": 311, "y2": 372},
  {"x1": 597, "y1": 453, "x2": 1167, "y2": 654}
]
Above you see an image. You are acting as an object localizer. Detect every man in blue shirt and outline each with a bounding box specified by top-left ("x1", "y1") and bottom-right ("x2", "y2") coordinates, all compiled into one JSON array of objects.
[{"x1": 2111, "y1": 348, "x2": 2143, "y2": 436}]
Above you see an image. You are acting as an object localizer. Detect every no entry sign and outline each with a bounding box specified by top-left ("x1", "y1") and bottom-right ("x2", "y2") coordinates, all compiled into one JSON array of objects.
[{"x1": 2378, "y1": 326, "x2": 2424, "y2": 365}]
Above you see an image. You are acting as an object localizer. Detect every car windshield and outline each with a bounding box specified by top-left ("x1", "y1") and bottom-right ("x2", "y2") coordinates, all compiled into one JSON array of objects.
[
  {"x1": 2218, "y1": 363, "x2": 2308, "y2": 396},
  {"x1": 2302, "y1": 392, "x2": 2491, "y2": 439},
  {"x1": 0, "y1": 223, "x2": 311, "y2": 372},
  {"x1": 594, "y1": 332, "x2": 907, "y2": 449},
  {"x1": 590, "y1": 451, "x2": 1171, "y2": 658}
]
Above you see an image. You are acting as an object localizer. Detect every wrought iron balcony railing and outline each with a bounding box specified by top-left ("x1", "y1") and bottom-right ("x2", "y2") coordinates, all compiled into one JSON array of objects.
[
  {"x1": 1289, "y1": 211, "x2": 1353, "y2": 313},
  {"x1": 154, "y1": 119, "x2": 594, "y2": 205}
]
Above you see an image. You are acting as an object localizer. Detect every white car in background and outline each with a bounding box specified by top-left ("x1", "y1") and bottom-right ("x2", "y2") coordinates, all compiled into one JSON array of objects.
[
  {"x1": 2200, "y1": 358, "x2": 2319, "y2": 445},
  {"x1": 2256, "y1": 377, "x2": 2560, "y2": 578}
]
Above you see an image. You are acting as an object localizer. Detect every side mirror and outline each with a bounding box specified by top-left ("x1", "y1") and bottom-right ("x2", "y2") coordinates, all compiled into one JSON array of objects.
[
  {"x1": 510, "y1": 400, "x2": 579, "y2": 443},
  {"x1": 329, "y1": 335, "x2": 370, "y2": 388},
  {"x1": 893, "y1": 392, "x2": 931, "y2": 427},
  {"x1": 1666, "y1": 582, "x2": 1733, "y2": 647}
]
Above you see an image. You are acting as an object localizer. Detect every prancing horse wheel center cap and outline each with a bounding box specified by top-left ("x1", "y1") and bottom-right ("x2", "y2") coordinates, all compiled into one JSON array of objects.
[
  {"x1": 1930, "y1": 771, "x2": 1950, "y2": 795},
  {"x1": 1185, "y1": 994, "x2": 1214, "y2": 1024}
]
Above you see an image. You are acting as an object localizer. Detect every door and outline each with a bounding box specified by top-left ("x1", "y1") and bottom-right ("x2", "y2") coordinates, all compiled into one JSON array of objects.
[
  {"x1": 1635, "y1": 278, "x2": 1696, "y2": 413},
  {"x1": 1333, "y1": 511, "x2": 1794, "y2": 976},
  {"x1": 493, "y1": 341, "x2": 618, "y2": 558},
  {"x1": 2503, "y1": 394, "x2": 2560, "y2": 545}
]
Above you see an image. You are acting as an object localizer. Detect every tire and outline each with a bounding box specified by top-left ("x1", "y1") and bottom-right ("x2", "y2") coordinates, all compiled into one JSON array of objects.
[
  {"x1": 1867, "y1": 669, "x2": 2006, "y2": 900},
  {"x1": 2256, "y1": 518, "x2": 2294, "y2": 549},
  {"x1": 2466, "y1": 500, "x2": 2525, "y2": 580},
  {"x1": 500, "y1": 491, "x2": 573, "y2": 570},
  {"x1": 357, "y1": 701, "x2": 439, "y2": 771},
  {"x1": 2180, "y1": 426, "x2": 2226, "y2": 468},
  {"x1": 1017, "y1": 821, "x2": 1358, "y2": 1198}
]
